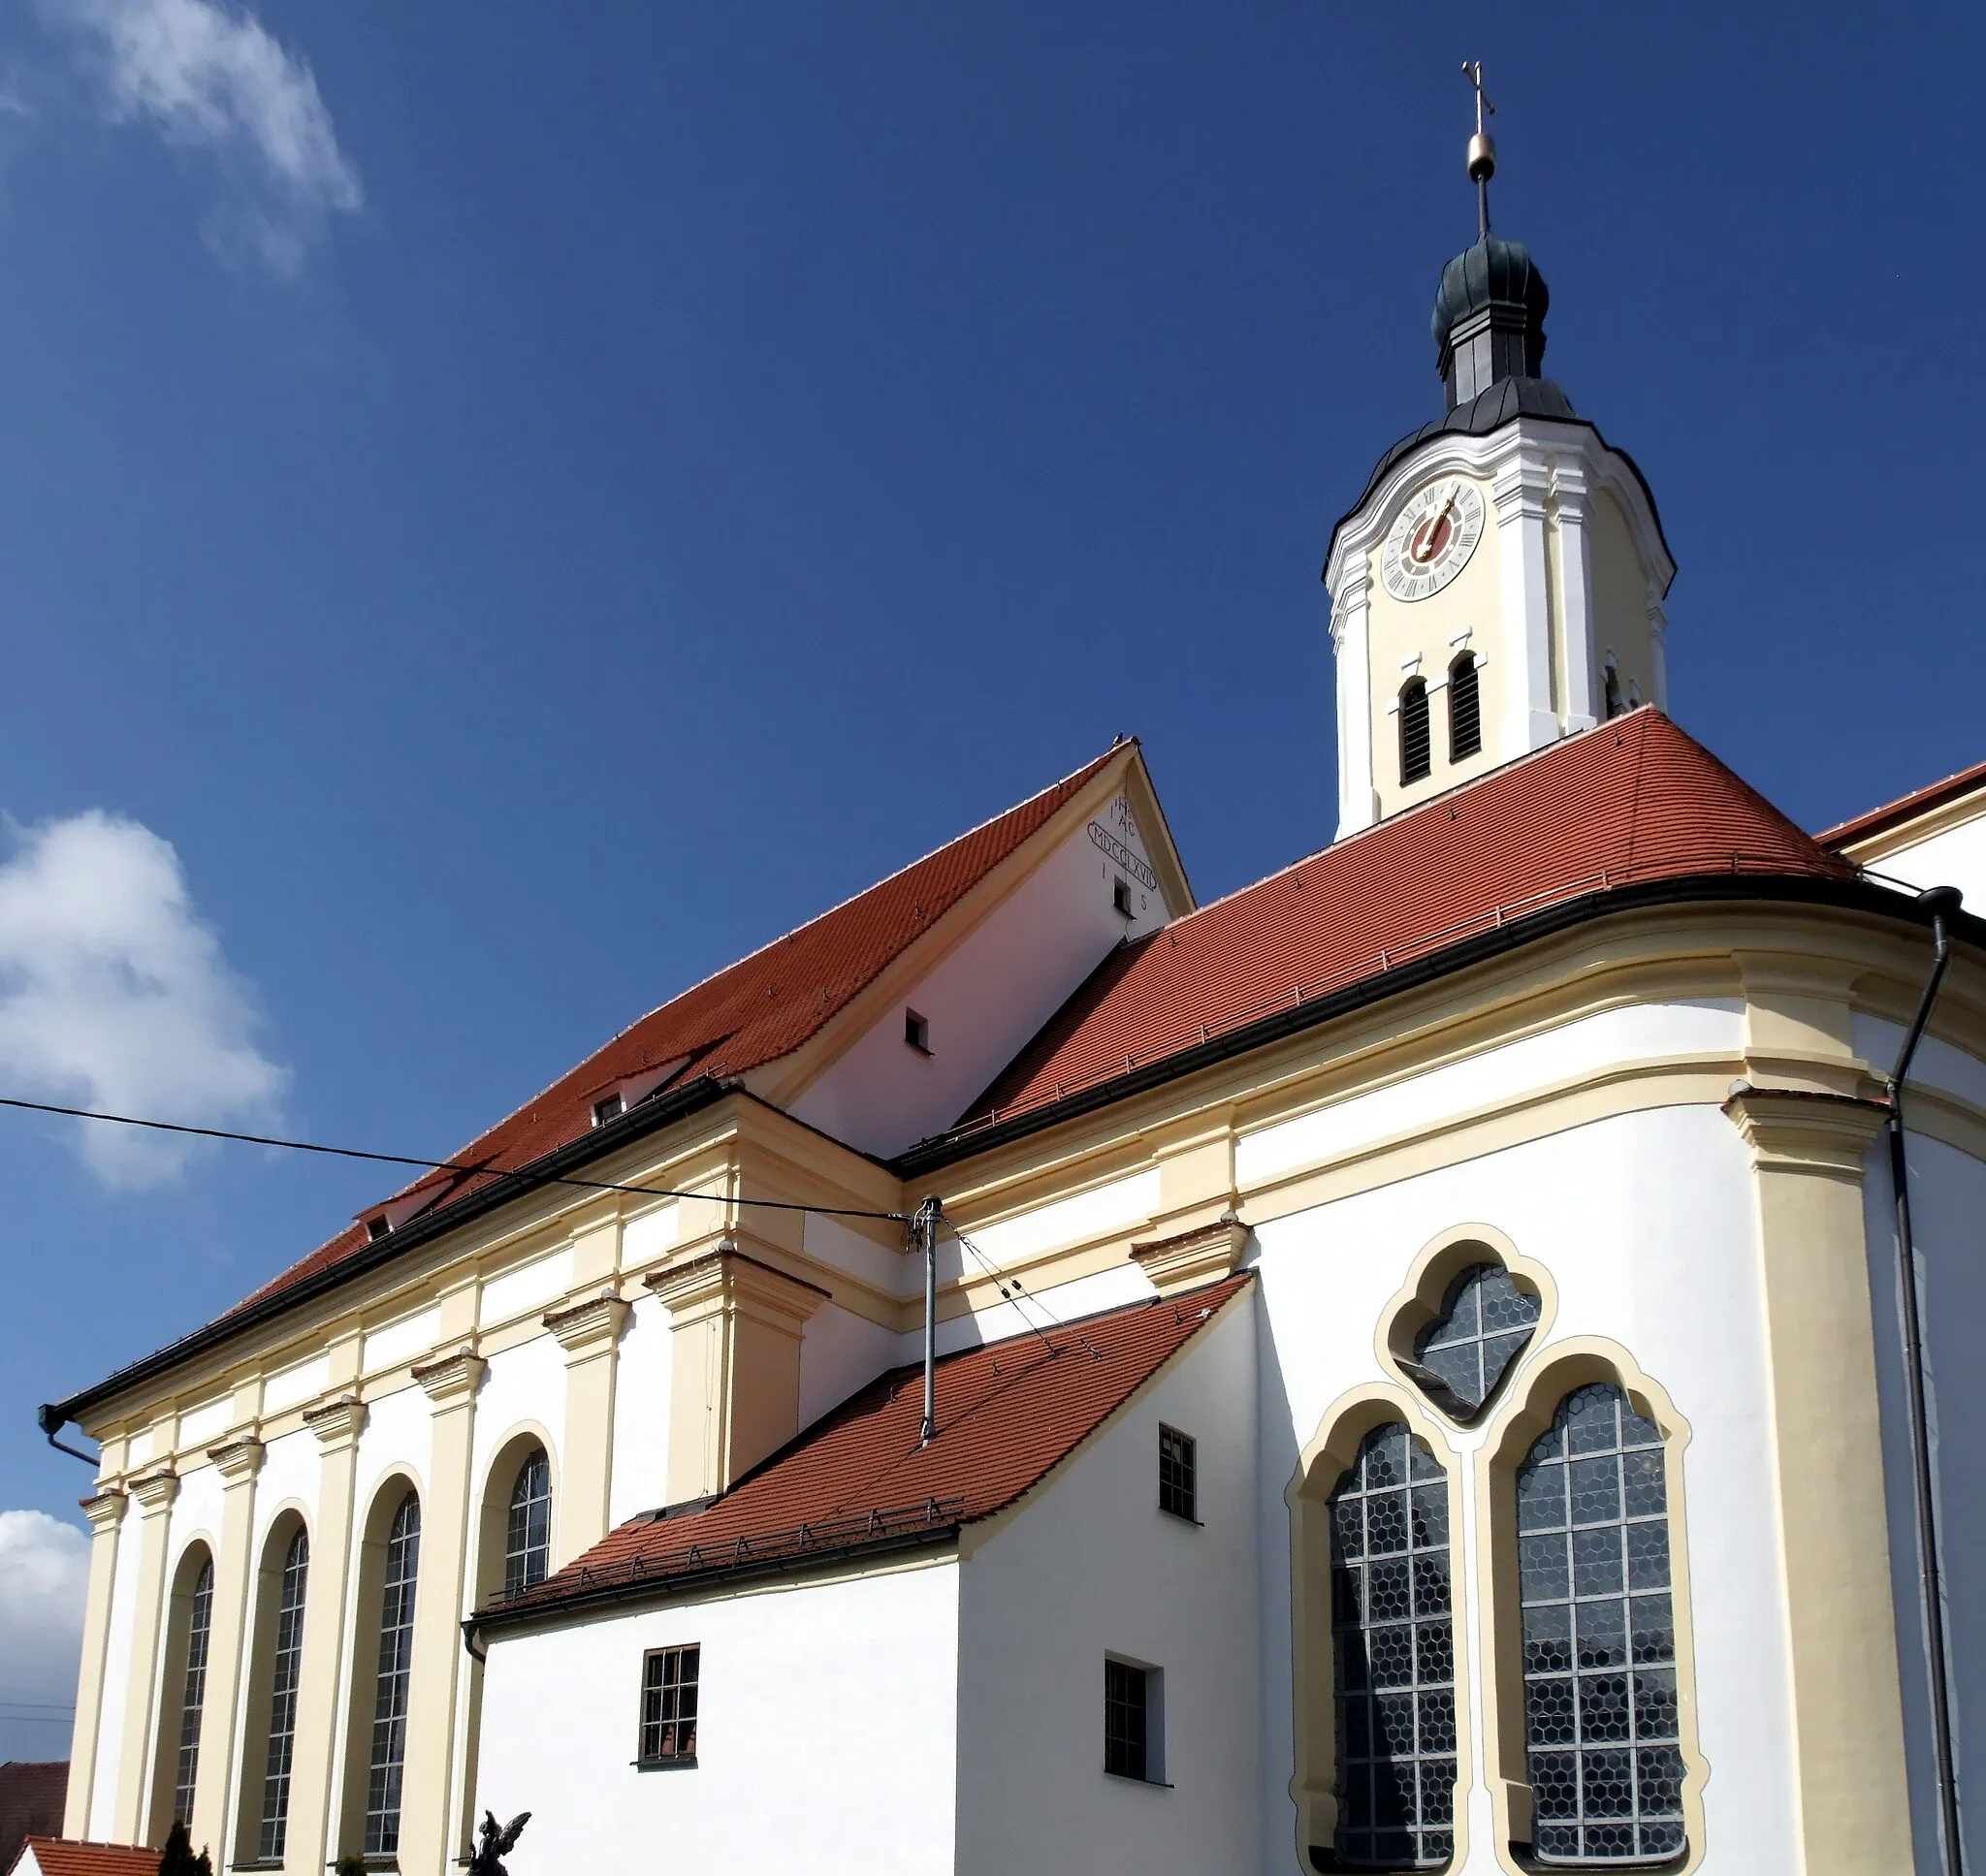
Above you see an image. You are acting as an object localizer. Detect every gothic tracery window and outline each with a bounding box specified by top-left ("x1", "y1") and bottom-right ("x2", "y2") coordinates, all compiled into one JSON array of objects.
[
  {"x1": 1518, "y1": 1383, "x2": 1685, "y2": 1864},
  {"x1": 1405, "y1": 1260, "x2": 1540, "y2": 1420},
  {"x1": 1329, "y1": 1422, "x2": 1456, "y2": 1868},
  {"x1": 505, "y1": 1447, "x2": 552, "y2": 1595}
]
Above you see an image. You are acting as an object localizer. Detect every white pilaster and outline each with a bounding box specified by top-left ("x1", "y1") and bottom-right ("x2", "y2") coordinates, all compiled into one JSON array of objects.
[
  {"x1": 1490, "y1": 452, "x2": 1557, "y2": 755},
  {"x1": 1330, "y1": 552, "x2": 1377, "y2": 840},
  {"x1": 1551, "y1": 457, "x2": 1598, "y2": 732}
]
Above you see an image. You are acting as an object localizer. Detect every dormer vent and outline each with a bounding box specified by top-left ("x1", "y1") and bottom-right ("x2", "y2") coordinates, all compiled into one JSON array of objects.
[
  {"x1": 366, "y1": 1216, "x2": 391, "y2": 1243},
  {"x1": 593, "y1": 1094, "x2": 625, "y2": 1128}
]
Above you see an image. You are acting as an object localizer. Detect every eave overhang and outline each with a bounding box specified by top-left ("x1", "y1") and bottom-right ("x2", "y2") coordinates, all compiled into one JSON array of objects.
[{"x1": 893, "y1": 871, "x2": 1976, "y2": 1182}]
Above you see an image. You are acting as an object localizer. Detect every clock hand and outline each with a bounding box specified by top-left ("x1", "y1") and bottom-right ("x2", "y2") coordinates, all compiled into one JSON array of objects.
[{"x1": 1413, "y1": 485, "x2": 1459, "y2": 563}]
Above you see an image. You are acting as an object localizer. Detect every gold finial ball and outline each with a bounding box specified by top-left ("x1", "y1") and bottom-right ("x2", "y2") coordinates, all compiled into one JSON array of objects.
[{"x1": 1467, "y1": 131, "x2": 1497, "y2": 184}]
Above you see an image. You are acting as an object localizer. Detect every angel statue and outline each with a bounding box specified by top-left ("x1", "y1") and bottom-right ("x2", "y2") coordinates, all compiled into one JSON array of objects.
[{"x1": 468, "y1": 1809, "x2": 532, "y2": 1876}]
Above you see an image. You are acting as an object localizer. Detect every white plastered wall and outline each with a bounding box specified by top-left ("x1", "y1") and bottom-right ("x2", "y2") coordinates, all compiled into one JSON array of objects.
[
  {"x1": 1250, "y1": 1102, "x2": 1797, "y2": 1873},
  {"x1": 473, "y1": 1559, "x2": 962, "y2": 1873},
  {"x1": 789, "y1": 797, "x2": 1170, "y2": 1158},
  {"x1": 1859, "y1": 815, "x2": 1986, "y2": 906},
  {"x1": 954, "y1": 1297, "x2": 1263, "y2": 1876}
]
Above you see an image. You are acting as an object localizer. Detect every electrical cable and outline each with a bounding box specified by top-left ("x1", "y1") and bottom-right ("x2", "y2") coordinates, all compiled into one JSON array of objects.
[
  {"x1": 944, "y1": 1216, "x2": 1104, "y2": 1361},
  {"x1": 0, "y1": 1094, "x2": 908, "y2": 1224}
]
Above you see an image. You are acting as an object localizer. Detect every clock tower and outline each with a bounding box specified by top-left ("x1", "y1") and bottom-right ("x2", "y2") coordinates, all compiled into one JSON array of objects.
[{"x1": 1323, "y1": 75, "x2": 1676, "y2": 840}]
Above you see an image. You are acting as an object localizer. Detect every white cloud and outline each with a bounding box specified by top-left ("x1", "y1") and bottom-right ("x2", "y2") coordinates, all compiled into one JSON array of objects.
[
  {"x1": 0, "y1": 811, "x2": 286, "y2": 1188},
  {"x1": 0, "y1": 1510, "x2": 88, "y2": 1733},
  {"x1": 40, "y1": 0, "x2": 360, "y2": 273}
]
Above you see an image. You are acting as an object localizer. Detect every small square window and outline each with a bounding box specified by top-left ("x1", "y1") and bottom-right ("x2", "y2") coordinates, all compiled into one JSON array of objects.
[
  {"x1": 1112, "y1": 876, "x2": 1135, "y2": 918},
  {"x1": 639, "y1": 1645, "x2": 699, "y2": 1765},
  {"x1": 904, "y1": 1009, "x2": 932, "y2": 1055},
  {"x1": 1159, "y1": 1425, "x2": 1198, "y2": 1523},
  {"x1": 1105, "y1": 1658, "x2": 1161, "y2": 1782},
  {"x1": 365, "y1": 1216, "x2": 391, "y2": 1243},
  {"x1": 593, "y1": 1093, "x2": 625, "y2": 1128}
]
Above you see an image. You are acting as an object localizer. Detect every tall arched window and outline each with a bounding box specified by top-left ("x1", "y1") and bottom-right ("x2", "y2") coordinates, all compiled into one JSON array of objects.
[
  {"x1": 1448, "y1": 653, "x2": 1482, "y2": 761},
  {"x1": 1329, "y1": 1421, "x2": 1455, "y2": 1868},
  {"x1": 365, "y1": 1493, "x2": 421, "y2": 1860},
  {"x1": 257, "y1": 1527, "x2": 309, "y2": 1862},
  {"x1": 171, "y1": 1556, "x2": 214, "y2": 1827},
  {"x1": 1399, "y1": 680, "x2": 1432, "y2": 784},
  {"x1": 505, "y1": 1447, "x2": 552, "y2": 1595},
  {"x1": 1518, "y1": 1383, "x2": 1683, "y2": 1864}
]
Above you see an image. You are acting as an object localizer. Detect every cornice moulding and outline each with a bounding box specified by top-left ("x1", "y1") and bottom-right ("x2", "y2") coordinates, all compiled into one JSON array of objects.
[
  {"x1": 127, "y1": 1467, "x2": 179, "y2": 1512},
  {"x1": 80, "y1": 1489, "x2": 127, "y2": 1532},
  {"x1": 1131, "y1": 1213, "x2": 1249, "y2": 1297},
  {"x1": 412, "y1": 1347, "x2": 488, "y2": 1406},
  {"x1": 208, "y1": 1435, "x2": 265, "y2": 1482},
  {"x1": 1722, "y1": 1086, "x2": 1888, "y2": 1178},
  {"x1": 302, "y1": 1393, "x2": 368, "y2": 1449},
  {"x1": 643, "y1": 1239, "x2": 831, "y2": 1331},
  {"x1": 542, "y1": 1292, "x2": 630, "y2": 1356}
]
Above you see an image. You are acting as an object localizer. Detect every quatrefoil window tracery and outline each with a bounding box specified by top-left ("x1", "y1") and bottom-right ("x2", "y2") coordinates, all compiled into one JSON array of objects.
[{"x1": 1401, "y1": 1259, "x2": 1541, "y2": 1420}]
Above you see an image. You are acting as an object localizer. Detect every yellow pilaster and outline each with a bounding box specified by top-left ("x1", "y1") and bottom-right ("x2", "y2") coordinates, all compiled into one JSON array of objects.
[
  {"x1": 189, "y1": 1436, "x2": 263, "y2": 1863},
  {"x1": 1725, "y1": 1086, "x2": 1914, "y2": 1875},
  {"x1": 645, "y1": 1240, "x2": 827, "y2": 1503},
  {"x1": 287, "y1": 1392, "x2": 365, "y2": 1876},
  {"x1": 397, "y1": 1347, "x2": 485, "y2": 1876},
  {"x1": 112, "y1": 1466, "x2": 179, "y2": 1845},
  {"x1": 543, "y1": 1293, "x2": 630, "y2": 1562},
  {"x1": 63, "y1": 1488, "x2": 128, "y2": 1839}
]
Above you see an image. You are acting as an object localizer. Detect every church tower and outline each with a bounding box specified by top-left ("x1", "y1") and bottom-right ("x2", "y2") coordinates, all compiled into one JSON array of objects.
[{"x1": 1324, "y1": 72, "x2": 1676, "y2": 840}]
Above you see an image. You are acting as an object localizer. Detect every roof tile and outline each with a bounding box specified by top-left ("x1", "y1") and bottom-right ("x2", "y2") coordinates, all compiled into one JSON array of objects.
[
  {"x1": 9, "y1": 1842, "x2": 159, "y2": 1876},
  {"x1": 488, "y1": 1272, "x2": 1252, "y2": 1617},
  {"x1": 961, "y1": 710, "x2": 1851, "y2": 1129}
]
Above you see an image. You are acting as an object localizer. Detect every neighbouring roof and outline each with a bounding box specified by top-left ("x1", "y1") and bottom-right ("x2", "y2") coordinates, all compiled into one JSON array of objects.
[
  {"x1": 480, "y1": 1273, "x2": 1252, "y2": 1625},
  {"x1": 0, "y1": 1767, "x2": 67, "y2": 1876},
  {"x1": 7, "y1": 1842, "x2": 156, "y2": 1876},
  {"x1": 953, "y1": 709, "x2": 1853, "y2": 1136},
  {"x1": 217, "y1": 745, "x2": 1129, "y2": 1319},
  {"x1": 1818, "y1": 753, "x2": 1986, "y2": 853}
]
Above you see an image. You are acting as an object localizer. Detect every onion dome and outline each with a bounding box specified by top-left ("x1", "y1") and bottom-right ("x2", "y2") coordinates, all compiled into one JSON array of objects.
[{"x1": 1431, "y1": 236, "x2": 1550, "y2": 412}]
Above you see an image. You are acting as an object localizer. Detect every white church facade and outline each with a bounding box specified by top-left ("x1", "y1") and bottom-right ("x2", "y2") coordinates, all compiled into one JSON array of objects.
[{"x1": 29, "y1": 147, "x2": 1986, "y2": 1876}]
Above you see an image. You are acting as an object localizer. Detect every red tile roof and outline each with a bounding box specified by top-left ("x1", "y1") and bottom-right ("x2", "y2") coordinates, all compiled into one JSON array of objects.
[
  {"x1": 959, "y1": 709, "x2": 1852, "y2": 1129},
  {"x1": 8, "y1": 1843, "x2": 157, "y2": 1876},
  {"x1": 226, "y1": 746, "x2": 1129, "y2": 1317},
  {"x1": 484, "y1": 1272, "x2": 1252, "y2": 1619},
  {"x1": 1818, "y1": 753, "x2": 1986, "y2": 852}
]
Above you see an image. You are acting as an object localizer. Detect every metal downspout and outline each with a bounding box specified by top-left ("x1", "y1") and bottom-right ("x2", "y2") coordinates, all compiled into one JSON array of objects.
[{"x1": 1887, "y1": 882, "x2": 1966, "y2": 1875}]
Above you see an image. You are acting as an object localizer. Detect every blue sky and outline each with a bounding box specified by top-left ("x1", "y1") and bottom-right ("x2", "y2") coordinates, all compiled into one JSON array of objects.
[{"x1": 0, "y1": 0, "x2": 1979, "y2": 1753}]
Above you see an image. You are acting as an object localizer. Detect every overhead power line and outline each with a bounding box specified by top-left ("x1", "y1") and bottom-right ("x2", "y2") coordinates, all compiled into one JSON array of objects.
[{"x1": 0, "y1": 1094, "x2": 908, "y2": 1224}]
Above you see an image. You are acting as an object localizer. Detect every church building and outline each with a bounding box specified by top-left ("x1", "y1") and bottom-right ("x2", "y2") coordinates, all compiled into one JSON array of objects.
[{"x1": 30, "y1": 117, "x2": 1986, "y2": 1876}]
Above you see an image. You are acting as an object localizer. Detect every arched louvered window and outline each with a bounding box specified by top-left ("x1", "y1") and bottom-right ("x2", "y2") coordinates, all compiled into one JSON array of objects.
[
  {"x1": 505, "y1": 1447, "x2": 552, "y2": 1594},
  {"x1": 1448, "y1": 653, "x2": 1482, "y2": 761},
  {"x1": 365, "y1": 1493, "x2": 421, "y2": 1860},
  {"x1": 1518, "y1": 1383, "x2": 1684, "y2": 1864},
  {"x1": 171, "y1": 1557, "x2": 214, "y2": 1826},
  {"x1": 258, "y1": 1527, "x2": 309, "y2": 1861},
  {"x1": 1399, "y1": 680, "x2": 1431, "y2": 785},
  {"x1": 1329, "y1": 1422, "x2": 1455, "y2": 1868}
]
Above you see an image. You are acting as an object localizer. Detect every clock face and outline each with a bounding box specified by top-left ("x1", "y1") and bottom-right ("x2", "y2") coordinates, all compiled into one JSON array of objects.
[{"x1": 1381, "y1": 478, "x2": 1486, "y2": 602}]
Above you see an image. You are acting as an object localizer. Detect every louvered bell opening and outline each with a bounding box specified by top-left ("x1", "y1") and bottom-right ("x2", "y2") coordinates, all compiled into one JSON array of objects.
[
  {"x1": 1399, "y1": 681, "x2": 1432, "y2": 784},
  {"x1": 1449, "y1": 655, "x2": 1482, "y2": 762}
]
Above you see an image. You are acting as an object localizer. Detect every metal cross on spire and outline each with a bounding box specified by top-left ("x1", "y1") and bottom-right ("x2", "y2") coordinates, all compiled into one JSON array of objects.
[{"x1": 1461, "y1": 59, "x2": 1498, "y2": 240}]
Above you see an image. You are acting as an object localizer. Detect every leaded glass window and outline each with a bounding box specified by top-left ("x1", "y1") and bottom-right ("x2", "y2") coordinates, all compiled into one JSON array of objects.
[
  {"x1": 258, "y1": 1527, "x2": 309, "y2": 1862},
  {"x1": 1405, "y1": 1260, "x2": 1540, "y2": 1419},
  {"x1": 365, "y1": 1493, "x2": 421, "y2": 1859},
  {"x1": 505, "y1": 1448, "x2": 552, "y2": 1595},
  {"x1": 172, "y1": 1557, "x2": 213, "y2": 1826},
  {"x1": 1329, "y1": 1421, "x2": 1455, "y2": 1868},
  {"x1": 1518, "y1": 1383, "x2": 1684, "y2": 1864}
]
